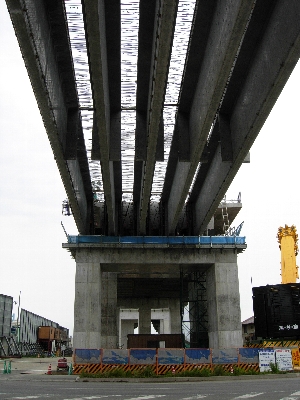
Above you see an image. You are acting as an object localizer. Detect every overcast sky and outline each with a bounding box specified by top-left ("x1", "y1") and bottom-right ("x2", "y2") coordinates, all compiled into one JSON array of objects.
[{"x1": 1, "y1": 2, "x2": 300, "y2": 336}]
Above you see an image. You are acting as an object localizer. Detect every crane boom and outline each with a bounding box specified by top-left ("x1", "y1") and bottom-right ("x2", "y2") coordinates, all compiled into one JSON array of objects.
[{"x1": 277, "y1": 225, "x2": 299, "y2": 284}]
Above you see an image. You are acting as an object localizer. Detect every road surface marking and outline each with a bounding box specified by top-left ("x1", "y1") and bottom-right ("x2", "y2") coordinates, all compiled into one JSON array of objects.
[
  {"x1": 233, "y1": 394, "x2": 264, "y2": 399},
  {"x1": 64, "y1": 397, "x2": 121, "y2": 400},
  {"x1": 279, "y1": 397, "x2": 299, "y2": 400},
  {"x1": 124, "y1": 396, "x2": 166, "y2": 400}
]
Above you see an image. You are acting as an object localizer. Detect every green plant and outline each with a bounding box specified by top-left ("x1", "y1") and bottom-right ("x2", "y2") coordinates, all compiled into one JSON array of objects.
[
  {"x1": 232, "y1": 367, "x2": 246, "y2": 376},
  {"x1": 269, "y1": 362, "x2": 280, "y2": 374},
  {"x1": 106, "y1": 367, "x2": 127, "y2": 378},
  {"x1": 212, "y1": 365, "x2": 227, "y2": 376},
  {"x1": 245, "y1": 367, "x2": 259, "y2": 375},
  {"x1": 130, "y1": 366, "x2": 154, "y2": 378}
]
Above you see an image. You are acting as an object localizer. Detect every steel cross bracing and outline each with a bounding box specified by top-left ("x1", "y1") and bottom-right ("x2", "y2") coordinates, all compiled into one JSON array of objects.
[{"x1": 5, "y1": 0, "x2": 300, "y2": 235}]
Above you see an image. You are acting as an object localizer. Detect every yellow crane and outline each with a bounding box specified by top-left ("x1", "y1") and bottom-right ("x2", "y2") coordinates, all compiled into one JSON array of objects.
[{"x1": 277, "y1": 225, "x2": 299, "y2": 284}]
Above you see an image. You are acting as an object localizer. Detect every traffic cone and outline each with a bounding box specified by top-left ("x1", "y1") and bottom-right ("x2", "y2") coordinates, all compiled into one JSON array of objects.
[
  {"x1": 230, "y1": 366, "x2": 234, "y2": 374},
  {"x1": 47, "y1": 364, "x2": 52, "y2": 375}
]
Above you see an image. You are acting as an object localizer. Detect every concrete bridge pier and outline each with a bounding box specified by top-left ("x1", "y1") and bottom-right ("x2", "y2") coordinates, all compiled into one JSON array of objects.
[
  {"x1": 73, "y1": 264, "x2": 118, "y2": 349},
  {"x1": 207, "y1": 260, "x2": 243, "y2": 348},
  {"x1": 69, "y1": 241, "x2": 244, "y2": 350}
]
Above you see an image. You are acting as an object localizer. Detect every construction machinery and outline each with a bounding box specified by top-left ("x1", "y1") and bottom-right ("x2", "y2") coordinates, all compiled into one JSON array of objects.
[{"x1": 277, "y1": 225, "x2": 299, "y2": 284}]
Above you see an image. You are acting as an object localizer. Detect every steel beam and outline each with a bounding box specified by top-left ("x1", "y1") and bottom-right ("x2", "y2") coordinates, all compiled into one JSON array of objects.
[{"x1": 6, "y1": 0, "x2": 93, "y2": 234}]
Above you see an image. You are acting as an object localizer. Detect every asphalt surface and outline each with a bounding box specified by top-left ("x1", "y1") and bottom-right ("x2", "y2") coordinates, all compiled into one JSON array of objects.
[{"x1": 0, "y1": 356, "x2": 74, "y2": 379}]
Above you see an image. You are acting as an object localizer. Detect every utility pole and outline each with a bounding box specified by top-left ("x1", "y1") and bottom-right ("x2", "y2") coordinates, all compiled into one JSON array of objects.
[{"x1": 16, "y1": 291, "x2": 21, "y2": 342}]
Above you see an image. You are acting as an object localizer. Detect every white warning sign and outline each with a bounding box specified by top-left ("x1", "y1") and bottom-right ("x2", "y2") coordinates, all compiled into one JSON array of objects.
[
  {"x1": 258, "y1": 349, "x2": 275, "y2": 372},
  {"x1": 275, "y1": 349, "x2": 293, "y2": 371}
]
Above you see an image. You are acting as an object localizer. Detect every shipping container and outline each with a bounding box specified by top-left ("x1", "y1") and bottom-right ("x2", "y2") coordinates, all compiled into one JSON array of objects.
[
  {"x1": 38, "y1": 326, "x2": 55, "y2": 340},
  {"x1": 253, "y1": 283, "x2": 300, "y2": 339}
]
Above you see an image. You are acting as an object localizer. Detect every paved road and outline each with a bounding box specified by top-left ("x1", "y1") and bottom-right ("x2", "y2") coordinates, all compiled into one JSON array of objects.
[
  {"x1": 1, "y1": 376, "x2": 300, "y2": 399},
  {"x1": 2, "y1": 358, "x2": 300, "y2": 399},
  {"x1": 0, "y1": 357, "x2": 73, "y2": 375}
]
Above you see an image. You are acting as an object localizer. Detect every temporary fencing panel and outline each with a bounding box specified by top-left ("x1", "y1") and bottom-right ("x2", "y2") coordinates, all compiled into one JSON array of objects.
[
  {"x1": 185, "y1": 349, "x2": 211, "y2": 364},
  {"x1": 130, "y1": 349, "x2": 156, "y2": 365},
  {"x1": 74, "y1": 349, "x2": 101, "y2": 364},
  {"x1": 212, "y1": 348, "x2": 238, "y2": 364},
  {"x1": 74, "y1": 347, "x2": 300, "y2": 375},
  {"x1": 238, "y1": 348, "x2": 259, "y2": 363},
  {"x1": 157, "y1": 349, "x2": 184, "y2": 364},
  {"x1": 102, "y1": 349, "x2": 128, "y2": 364}
]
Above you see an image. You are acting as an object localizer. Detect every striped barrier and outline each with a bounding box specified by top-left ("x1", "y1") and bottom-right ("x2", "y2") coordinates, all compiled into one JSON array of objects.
[
  {"x1": 72, "y1": 348, "x2": 265, "y2": 375},
  {"x1": 246, "y1": 340, "x2": 300, "y2": 348}
]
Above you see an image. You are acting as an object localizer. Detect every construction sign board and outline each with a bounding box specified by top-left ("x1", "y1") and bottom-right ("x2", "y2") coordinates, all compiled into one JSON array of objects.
[
  {"x1": 292, "y1": 348, "x2": 300, "y2": 368},
  {"x1": 258, "y1": 349, "x2": 275, "y2": 372},
  {"x1": 275, "y1": 349, "x2": 293, "y2": 371}
]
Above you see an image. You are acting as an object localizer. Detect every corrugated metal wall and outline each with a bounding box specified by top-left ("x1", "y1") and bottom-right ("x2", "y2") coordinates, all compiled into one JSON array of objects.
[{"x1": 0, "y1": 294, "x2": 13, "y2": 337}]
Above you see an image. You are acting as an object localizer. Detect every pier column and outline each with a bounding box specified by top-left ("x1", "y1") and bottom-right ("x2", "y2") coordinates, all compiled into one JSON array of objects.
[
  {"x1": 169, "y1": 298, "x2": 182, "y2": 333},
  {"x1": 206, "y1": 257, "x2": 242, "y2": 348},
  {"x1": 139, "y1": 299, "x2": 152, "y2": 334},
  {"x1": 73, "y1": 260, "x2": 101, "y2": 349},
  {"x1": 101, "y1": 272, "x2": 118, "y2": 348}
]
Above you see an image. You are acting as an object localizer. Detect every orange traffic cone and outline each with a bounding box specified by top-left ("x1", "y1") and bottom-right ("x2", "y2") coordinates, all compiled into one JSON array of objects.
[{"x1": 47, "y1": 364, "x2": 52, "y2": 375}]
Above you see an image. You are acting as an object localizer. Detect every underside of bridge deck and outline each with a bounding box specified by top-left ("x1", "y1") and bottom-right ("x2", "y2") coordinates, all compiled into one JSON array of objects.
[{"x1": 6, "y1": 0, "x2": 300, "y2": 236}]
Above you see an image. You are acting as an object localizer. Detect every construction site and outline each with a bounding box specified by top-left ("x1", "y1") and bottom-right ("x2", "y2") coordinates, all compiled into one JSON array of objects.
[{"x1": 3, "y1": 0, "x2": 300, "y2": 376}]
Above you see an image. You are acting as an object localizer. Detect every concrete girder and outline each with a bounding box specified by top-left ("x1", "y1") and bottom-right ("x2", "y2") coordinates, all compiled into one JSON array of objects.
[
  {"x1": 82, "y1": 0, "x2": 120, "y2": 235},
  {"x1": 193, "y1": 0, "x2": 300, "y2": 234},
  {"x1": 6, "y1": 0, "x2": 93, "y2": 234},
  {"x1": 138, "y1": 0, "x2": 179, "y2": 235},
  {"x1": 165, "y1": 0, "x2": 255, "y2": 235}
]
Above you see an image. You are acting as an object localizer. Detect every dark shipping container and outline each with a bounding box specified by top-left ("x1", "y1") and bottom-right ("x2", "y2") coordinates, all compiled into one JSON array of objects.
[
  {"x1": 127, "y1": 334, "x2": 183, "y2": 349},
  {"x1": 253, "y1": 283, "x2": 300, "y2": 339}
]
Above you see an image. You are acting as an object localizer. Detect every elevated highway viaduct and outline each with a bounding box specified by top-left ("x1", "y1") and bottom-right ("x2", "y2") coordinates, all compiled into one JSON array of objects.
[{"x1": 5, "y1": 0, "x2": 300, "y2": 348}]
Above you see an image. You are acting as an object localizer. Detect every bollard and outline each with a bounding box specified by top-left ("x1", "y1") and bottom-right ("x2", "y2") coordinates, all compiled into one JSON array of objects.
[
  {"x1": 7, "y1": 361, "x2": 11, "y2": 374},
  {"x1": 68, "y1": 363, "x2": 73, "y2": 375},
  {"x1": 3, "y1": 361, "x2": 7, "y2": 374}
]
